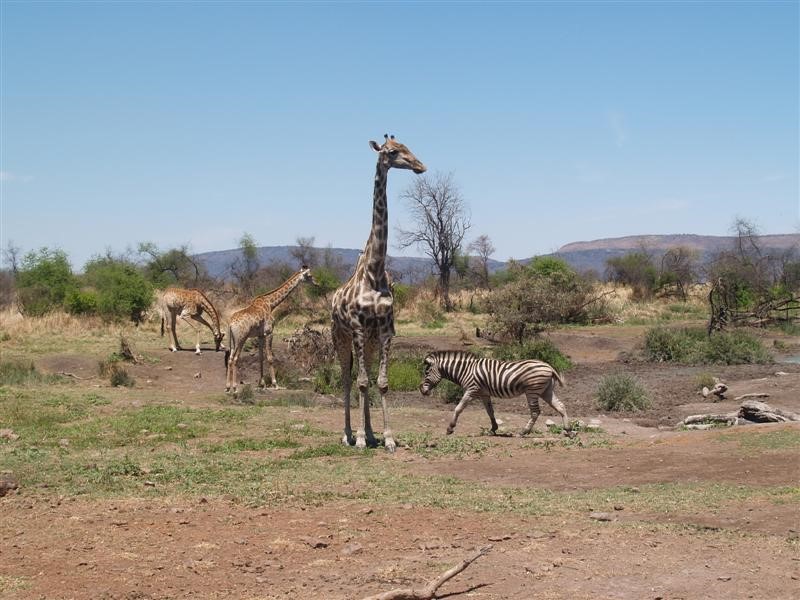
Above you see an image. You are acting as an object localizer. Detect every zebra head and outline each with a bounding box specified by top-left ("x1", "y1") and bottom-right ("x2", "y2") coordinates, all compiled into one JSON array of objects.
[{"x1": 419, "y1": 353, "x2": 443, "y2": 396}]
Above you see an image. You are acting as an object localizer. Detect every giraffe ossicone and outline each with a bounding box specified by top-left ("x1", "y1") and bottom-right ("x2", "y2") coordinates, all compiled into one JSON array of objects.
[{"x1": 331, "y1": 135, "x2": 426, "y2": 452}]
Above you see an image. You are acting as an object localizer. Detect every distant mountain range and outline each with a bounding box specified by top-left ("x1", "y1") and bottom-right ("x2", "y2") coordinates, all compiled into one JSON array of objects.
[{"x1": 195, "y1": 233, "x2": 800, "y2": 281}]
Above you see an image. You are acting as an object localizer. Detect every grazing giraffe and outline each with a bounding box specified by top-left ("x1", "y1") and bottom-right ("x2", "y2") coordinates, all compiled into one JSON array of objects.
[
  {"x1": 157, "y1": 288, "x2": 225, "y2": 354},
  {"x1": 331, "y1": 135, "x2": 426, "y2": 452},
  {"x1": 224, "y1": 266, "x2": 315, "y2": 393}
]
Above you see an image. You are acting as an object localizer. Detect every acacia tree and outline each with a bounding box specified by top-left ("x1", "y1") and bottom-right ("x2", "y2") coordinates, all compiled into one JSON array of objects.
[
  {"x1": 396, "y1": 172, "x2": 471, "y2": 310},
  {"x1": 230, "y1": 233, "x2": 260, "y2": 297},
  {"x1": 468, "y1": 234, "x2": 495, "y2": 289},
  {"x1": 659, "y1": 246, "x2": 699, "y2": 301},
  {"x1": 138, "y1": 242, "x2": 206, "y2": 287}
]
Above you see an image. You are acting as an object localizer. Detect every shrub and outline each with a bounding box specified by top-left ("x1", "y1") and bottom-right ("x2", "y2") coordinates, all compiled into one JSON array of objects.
[
  {"x1": 387, "y1": 356, "x2": 423, "y2": 391},
  {"x1": 83, "y1": 256, "x2": 154, "y2": 323},
  {"x1": 492, "y1": 338, "x2": 573, "y2": 374},
  {"x1": 0, "y1": 360, "x2": 60, "y2": 386},
  {"x1": 109, "y1": 365, "x2": 135, "y2": 388},
  {"x1": 643, "y1": 327, "x2": 772, "y2": 365},
  {"x1": 694, "y1": 372, "x2": 717, "y2": 391},
  {"x1": 416, "y1": 298, "x2": 447, "y2": 329},
  {"x1": 65, "y1": 289, "x2": 99, "y2": 315},
  {"x1": 596, "y1": 374, "x2": 650, "y2": 412},
  {"x1": 16, "y1": 248, "x2": 79, "y2": 316}
]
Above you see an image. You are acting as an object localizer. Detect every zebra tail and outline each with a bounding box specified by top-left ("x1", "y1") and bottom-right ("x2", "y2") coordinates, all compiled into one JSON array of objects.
[{"x1": 553, "y1": 368, "x2": 566, "y2": 387}]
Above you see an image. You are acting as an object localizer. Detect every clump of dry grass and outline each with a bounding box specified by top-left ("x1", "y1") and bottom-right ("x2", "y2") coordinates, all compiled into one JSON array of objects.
[{"x1": 0, "y1": 307, "x2": 110, "y2": 338}]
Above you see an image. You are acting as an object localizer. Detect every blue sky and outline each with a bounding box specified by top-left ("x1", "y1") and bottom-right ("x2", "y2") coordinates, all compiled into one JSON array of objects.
[{"x1": 1, "y1": 1, "x2": 798, "y2": 270}]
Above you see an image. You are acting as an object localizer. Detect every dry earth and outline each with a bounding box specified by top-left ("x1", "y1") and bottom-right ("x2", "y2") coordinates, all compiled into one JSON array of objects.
[{"x1": 2, "y1": 323, "x2": 799, "y2": 600}]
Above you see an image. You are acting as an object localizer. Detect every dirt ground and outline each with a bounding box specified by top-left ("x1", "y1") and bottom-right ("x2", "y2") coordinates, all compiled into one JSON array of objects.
[{"x1": 2, "y1": 324, "x2": 799, "y2": 599}]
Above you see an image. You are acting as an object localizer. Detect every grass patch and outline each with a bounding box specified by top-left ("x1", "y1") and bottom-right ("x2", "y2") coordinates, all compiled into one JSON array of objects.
[
  {"x1": 717, "y1": 429, "x2": 800, "y2": 451},
  {"x1": 596, "y1": 373, "x2": 651, "y2": 412},
  {"x1": 399, "y1": 431, "x2": 491, "y2": 458},
  {"x1": 643, "y1": 327, "x2": 772, "y2": 365},
  {"x1": 0, "y1": 360, "x2": 62, "y2": 386},
  {"x1": 289, "y1": 442, "x2": 363, "y2": 460},
  {"x1": 203, "y1": 436, "x2": 300, "y2": 453}
]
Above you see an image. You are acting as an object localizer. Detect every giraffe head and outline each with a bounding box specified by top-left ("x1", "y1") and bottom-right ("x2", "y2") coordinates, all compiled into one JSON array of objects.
[
  {"x1": 369, "y1": 135, "x2": 426, "y2": 174},
  {"x1": 213, "y1": 330, "x2": 225, "y2": 352}
]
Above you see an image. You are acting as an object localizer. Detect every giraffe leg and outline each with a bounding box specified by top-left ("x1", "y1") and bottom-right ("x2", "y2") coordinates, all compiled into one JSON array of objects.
[
  {"x1": 257, "y1": 334, "x2": 266, "y2": 389},
  {"x1": 169, "y1": 312, "x2": 181, "y2": 351},
  {"x1": 521, "y1": 391, "x2": 542, "y2": 436},
  {"x1": 352, "y1": 331, "x2": 374, "y2": 449},
  {"x1": 226, "y1": 344, "x2": 242, "y2": 394},
  {"x1": 480, "y1": 394, "x2": 499, "y2": 434},
  {"x1": 180, "y1": 315, "x2": 200, "y2": 354},
  {"x1": 265, "y1": 327, "x2": 280, "y2": 389},
  {"x1": 541, "y1": 378, "x2": 569, "y2": 430},
  {"x1": 376, "y1": 332, "x2": 395, "y2": 453},
  {"x1": 448, "y1": 390, "x2": 474, "y2": 435},
  {"x1": 333, "y1": 323, "x2": 354, "y2": 446},
  {"x1": 192, "y1": 314, "x2": 215, "y2": 354}
]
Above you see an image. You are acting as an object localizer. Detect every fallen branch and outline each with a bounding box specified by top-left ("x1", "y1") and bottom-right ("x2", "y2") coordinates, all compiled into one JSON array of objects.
[
  {"x1": 733, "y1": 393, "x2": 770, "y2": 401},
  {"x1": 738, "y1": 400, "x2": 800, "y2": 423},
  {"x1": 57, "y1": 371, "x2": 96, "y2": 380},
  {"x1": 361, "y1": 545, "x2": 492, "y2": 600}
]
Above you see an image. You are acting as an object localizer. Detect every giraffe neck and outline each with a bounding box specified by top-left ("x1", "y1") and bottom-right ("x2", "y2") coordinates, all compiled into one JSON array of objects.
[
  {"x1": 259, "y1": 270, "x2": 306, "y2": 311},
  {"x1": 196, "y1": 291, "x2": 222, "y2": 336},
  {"x1": 361, "y1": 161, "x2": 389, "y2": 284}
]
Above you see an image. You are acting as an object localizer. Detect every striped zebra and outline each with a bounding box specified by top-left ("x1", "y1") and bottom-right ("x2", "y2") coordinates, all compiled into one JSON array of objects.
[{"x1": 419, "y1": 350, "x2": 568, "y2": 436}]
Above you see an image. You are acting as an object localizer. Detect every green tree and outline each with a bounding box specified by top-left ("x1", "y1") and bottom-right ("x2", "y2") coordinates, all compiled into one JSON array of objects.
[
  {"x1": 138, "y1": 242, "x2": 206, "y2": 287},
  {"x1": 16, "y1": 248, "x2": 78, "y2": 316},
  {"x1": 606, "y1": 251, "x2": 658, "y2": 300},
  {"x1": 83, "y1": 255, "x2": 154, "y2": 322},
  {"x1": 230, "y1": 233, "x2": 260, "y2": 297}
]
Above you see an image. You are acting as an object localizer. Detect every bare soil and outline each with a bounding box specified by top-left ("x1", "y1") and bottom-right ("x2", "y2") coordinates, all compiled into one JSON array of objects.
[{"x1": 2, "y1": 326, "x2": 799, "y2": 599}]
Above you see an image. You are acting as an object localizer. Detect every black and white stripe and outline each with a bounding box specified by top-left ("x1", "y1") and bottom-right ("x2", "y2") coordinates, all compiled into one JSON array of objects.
[{"x1": 419, "y1": 350, "x2": 568, "y2": 435}]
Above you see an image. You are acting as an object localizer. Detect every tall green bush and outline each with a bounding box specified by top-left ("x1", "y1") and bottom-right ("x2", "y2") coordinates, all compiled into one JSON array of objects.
[
  {"x1": 643, "y1": 327, "x2": 772, "y2": 365},
  {"x1": 83, "y1": 256, "x2": 154, "y2": 322},
  {"x1": 16, "y1": 248, "x2": 78, "y2": 316},
  {"x1": 492, "y1": 338, "x2": 573, "y2": 374}
]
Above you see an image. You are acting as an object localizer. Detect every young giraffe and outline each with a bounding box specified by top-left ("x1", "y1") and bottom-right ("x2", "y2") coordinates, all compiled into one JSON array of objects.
[
  {"x1": 157, "y1": 288, "x2": 225, "y2": 354},
  {"x1": 331, "y1": 135, "x2": 426, "y2": 452},
  {"x1": 224, "y1": 266, "x2": 314, "y2": 393}
]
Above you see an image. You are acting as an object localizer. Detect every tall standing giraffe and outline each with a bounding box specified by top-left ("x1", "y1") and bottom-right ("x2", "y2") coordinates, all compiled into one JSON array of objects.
[
  {"x1": 224, "y1": 266, "x2": 315, "y2": 393},
  {"x1": 331, "y1": 135, "x2": 426, "y2": 452},
  {"x1": 157, "y1": 288, "x2": 225, "y2": 354}
]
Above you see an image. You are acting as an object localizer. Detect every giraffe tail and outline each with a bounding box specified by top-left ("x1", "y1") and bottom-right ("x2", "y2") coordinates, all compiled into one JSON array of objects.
[{"x1": 160, "y1": 313, "x2": 165, "y2": 337}]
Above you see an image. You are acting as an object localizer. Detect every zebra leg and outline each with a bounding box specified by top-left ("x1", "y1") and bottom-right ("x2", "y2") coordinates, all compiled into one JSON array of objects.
[
  {"x1": 521, "y1": 392, "x2": 542, "y2": 436},
  {"x1": 447, "y1": 390, "x2": 474, "y2": 435},
  {"x1": 377, "y1": 332, "x2": 396, "y2": 453},
  {"x1": 542, "y1": 379, "x2": 569, "y2": 429},
  {"x1": 480, "y1": 395, "x2": 499, "y2": 434}
]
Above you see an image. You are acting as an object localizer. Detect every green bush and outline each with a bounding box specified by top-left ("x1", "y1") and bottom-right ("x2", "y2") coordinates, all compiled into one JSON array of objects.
[
  {"x1": 643, "y1": 327, "x2": 772, "y2": 365},
  {"x1": 492, "y1": 338, "x2": 573, "y2": 374},
  {"x1": 307, "y1": 266, "x2": 341, "y2": 300},
  {"x1": 312, "y1": 353, "x2": 424, "y2": 394},
  {"x1": 416, "y1": 298, "x2": 446, "y2": 329},
  {"x1": 65, "y1": 289, "x2": 99, "y2": 315},
  {"x1": 108, "y1": 365, "x2": 135, "y2": 388},
  {"x1": 596, "y1": 374, "x2": 650, "y2": 412},
  {"x1": 16, "y1": 248, "x2": 78, "y2": 316},
  {"x1": 83, "y1": 256, "x2": 154, "y2": 323}
]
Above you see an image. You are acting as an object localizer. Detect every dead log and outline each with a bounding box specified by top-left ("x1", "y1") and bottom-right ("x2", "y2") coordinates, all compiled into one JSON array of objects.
[
  {"x1": 360, "y1": 545, "x2": 492, "y2": 600},
  {"x1": 733, "y1": 393, "x2": 770, "y2": 401},
  {"x1": 738, "y1": 400, "x2": 800, "y2": 423},
  {"x1": 680, "y1": 413, "x2": 738, "y2": 429}
]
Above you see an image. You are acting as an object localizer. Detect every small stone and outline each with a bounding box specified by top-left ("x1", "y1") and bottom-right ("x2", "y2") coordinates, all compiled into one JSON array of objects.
[
  {"x1": 176, "y1": 423, "x2": 189, "y2": 430},
  {"x1": 0, "y1": 429, "x2": 19, "y2": 441},
  {"x1": 144, "y1": 481, "x2": 156, "y2": 487},
  {"x1": 341, "y1": 542, "x2": 363, "y2": 556},
  {"x1": 613, "y1": 505, "x2": 624, "y2": 511},
  {"x1": 717, "y1": 576, "x2": 732, "y2": 581},
  {"x1": 488, "y1": 534, "x2": 513, "y2": 541},
  {"x1": 589, "y1": 512, "x2": 615, "y2": 522},
  {"x1": 164, "y1": 366, "x2": 173, "y2": 371},
  {"x1": 193, "y1": 372, "x2": 202, "y2": 379},
  {"x1": 59, "y1": 438, "x2": 70, "y2": 448},
  {"x1": 702, "y1": 386, "x2": 710, "y2": 398},
  {"x1": 544, "y1": 419, "x2": 556, "y2": 427},
  {"x1": 299, "y1": 536, "x2": 328, "y2": 549},
  {"x1": 402, "y1": 503, "x2": 413, "y2": 510},
  {"x1": 360, "y1": 507, "x2": 374, "y2": 515}
]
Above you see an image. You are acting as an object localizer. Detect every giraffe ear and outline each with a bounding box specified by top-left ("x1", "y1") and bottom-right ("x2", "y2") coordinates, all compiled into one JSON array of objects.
[{"x1": 369, "y1": 140, "x2": 381, "y2": 152}]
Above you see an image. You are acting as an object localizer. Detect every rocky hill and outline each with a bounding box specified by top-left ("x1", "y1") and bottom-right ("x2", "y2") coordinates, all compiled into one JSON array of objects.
[{"x1": 195, "y1": 234, "x2": 799, "y2": 281}]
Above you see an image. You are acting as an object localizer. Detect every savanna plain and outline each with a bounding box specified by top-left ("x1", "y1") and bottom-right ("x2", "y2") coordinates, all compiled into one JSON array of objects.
[{"x1": 1, "y1": 296, "x2": 799, "y2": 600}]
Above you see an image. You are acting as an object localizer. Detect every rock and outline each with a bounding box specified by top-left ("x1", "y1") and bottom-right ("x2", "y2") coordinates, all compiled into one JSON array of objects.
[
  {"x1": 701, "y1": 386, "x2": 710, "y2": 398},
  {"x1": 299, "y1": 536, "x2": 329, "y2": 549},
  {"x1": 193, "y1": 372, "x2": 202, "y2": 379},
  {"x1": 0, "y1": 428, "x2": 19, "y2": 441},
  {"x1": 488, "y1": 534, "x2": 513, "y2": 541},
  {"x1": 341, "y1": 542, "x2": 363, "y2": 556},
  {"x1": 0, "y1": 474, "x2": 19, "y2": 497},
  {"x1": 589, "y1": 512, "x2": 615, "y2": 522},
  {"x1": 59, "y1": 438, "x2": 70, "y2": 448},
  {"x1": 544, "y1": 419, "x2": 556, "y2": 427}
]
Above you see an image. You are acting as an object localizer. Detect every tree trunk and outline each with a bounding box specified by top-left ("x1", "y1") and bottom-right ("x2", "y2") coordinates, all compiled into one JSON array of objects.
[{"x1": 439, "y1": 268, "x2": 453, "y2": 311}]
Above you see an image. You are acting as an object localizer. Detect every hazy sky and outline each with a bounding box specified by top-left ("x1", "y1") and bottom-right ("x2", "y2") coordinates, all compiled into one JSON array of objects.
[{"x1": 2, "y1": 1, "x2": 798, "y2": 270}]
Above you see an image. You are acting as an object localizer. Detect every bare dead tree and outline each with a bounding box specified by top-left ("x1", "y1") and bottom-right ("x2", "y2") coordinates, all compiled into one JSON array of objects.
[
  {"x1": 659, "y1": 246, "x2": 699, "y2": 301},
  {"x1": 468, "y1": 234, "x2": 496, "y2": 290},
  {"x1": 396, "y1": 172, "x2": 471, "y2": 311},
  {"x1": 290, "y1": 236, "x2": 319, "y2": 268}
]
